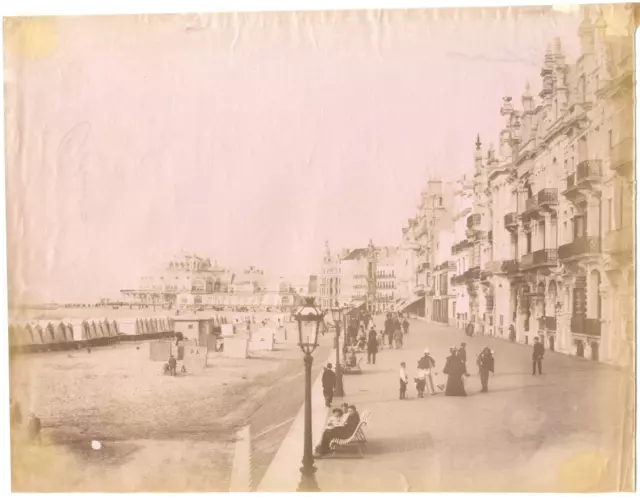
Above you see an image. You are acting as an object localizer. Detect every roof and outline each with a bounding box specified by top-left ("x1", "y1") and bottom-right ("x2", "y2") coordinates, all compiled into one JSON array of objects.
[{"x1": 342, "y1": 248, "x2": 367, "y2": 260}]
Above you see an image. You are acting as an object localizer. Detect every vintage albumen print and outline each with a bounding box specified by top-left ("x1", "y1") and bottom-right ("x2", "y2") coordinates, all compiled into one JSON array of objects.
[{"x1": 3, "y1": 3, "x2": 636, "y2": 492}]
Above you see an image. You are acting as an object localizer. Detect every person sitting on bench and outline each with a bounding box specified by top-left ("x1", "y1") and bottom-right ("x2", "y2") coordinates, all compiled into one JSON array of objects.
[
  {"x1": 315, "y1": 404, "x2": 360, "y2": 456},
  {"x1": 347, "y1": 349, "x2": 357, "y2": 367}
]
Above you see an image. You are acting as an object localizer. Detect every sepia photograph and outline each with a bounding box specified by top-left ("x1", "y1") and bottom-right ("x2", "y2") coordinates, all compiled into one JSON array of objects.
[{"x1": 2, "y1": 1, "x2": 636, "y2": 492}]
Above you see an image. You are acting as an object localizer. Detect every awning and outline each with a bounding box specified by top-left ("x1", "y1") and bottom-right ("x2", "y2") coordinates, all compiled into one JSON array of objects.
[
  {"x1": 393, "y1": 300, "x2": 407, "y2": 311},
  {"x1": 400, "y1": 295, "x2": 425, "y2": 313},
  {"x1": 349, "y1": 300, "x2": 366, "y2": 309}
]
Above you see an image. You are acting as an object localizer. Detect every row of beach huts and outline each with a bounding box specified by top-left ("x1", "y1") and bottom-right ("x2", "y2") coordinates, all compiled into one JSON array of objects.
[{"x1": 8, "y1": 317, "x2": 178, "y2": 353}]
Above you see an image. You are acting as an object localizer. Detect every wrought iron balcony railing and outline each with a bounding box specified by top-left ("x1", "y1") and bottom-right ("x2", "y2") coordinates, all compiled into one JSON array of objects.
[
  {"x1": 533, "y1": 248, "x2": 558, "y2": 266},
  {"x1": 570, "y1": 315, "x2": 601, "y2": 337},
  {"x1": 537, "y1": 188, "x2": 558, "y2": 206},
  {"x1": 466, "y1": 213, "x2": 481, "y2": 230},
  {"x1": 501, "y1": 259, "x2": 519, "y2": 274},
  {"x1": 558, "y1": 237, "x2": 601, "y2": 260},
  {"x1": 520, "y1": 252, "x2": 534, "y2": 268},
  {"x1": 576, "y1": 159, "x2": 603, "y2": 183},
  {"x1": 504, "y1": 212, "x2": 518, "y2": 229}
]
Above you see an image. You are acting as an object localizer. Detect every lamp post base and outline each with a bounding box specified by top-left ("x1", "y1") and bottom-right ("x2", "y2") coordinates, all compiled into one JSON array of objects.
[
  {"x1": 297, "y1": 465, "x2": 320, "y2": 492},
  {"x1": 334, "y1": 369, "x2": 345, "y2": 397}
]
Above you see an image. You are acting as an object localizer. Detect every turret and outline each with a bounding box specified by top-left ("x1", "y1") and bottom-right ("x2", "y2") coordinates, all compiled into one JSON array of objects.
[
  {"x1": 499, "y1": 97, "x2": 514, "y2": 159},
  {"x1": 578, "y1": 6, "x2": 595, "y2": 54},
  {"x1": 475, "y1": 134, "x2": 483, "y2": 174},
  {"x1": 539, "y1": 44, "x2": 554, "y2": 102}
]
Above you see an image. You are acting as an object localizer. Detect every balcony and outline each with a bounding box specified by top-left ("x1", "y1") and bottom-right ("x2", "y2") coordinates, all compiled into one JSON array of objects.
[
  {"x1": 538, "y1": 316, "x2": 557, "y2": 331},
  {"x1": 533, "y1": 248, "x2": 558, "y2": 266},
  {"x1": 610, "y1": 137, "x2": 633, "y2": 176},
  {"x1": 504, "y1": 212, "x2": 518, "y2": 231},
  {"x1": 564, "y1": 160, "x2": 603, "y2": 202},
  {"x1": 570, "y1": 315, "x2": 602, "y2": 337},
  {"x1": 577, "y1": 159, "x2": 603, "y2": 184},
  {"x1": 520, "y1": 252, "x2": 534, "y2": 268},
  {"x1": 464, "y1": 266, "x2": 481, "y2": 281},
  {"x1": 451, "y1": 239, "x2": 473, "y2": 255},
  {"x1": 523, "y1": 189, "x2": 558, "y2": 220},
  {"x1": 501, "y1": 259, "x2": 519, "y2": 274},
  {"x1": 483, "y1": 260, "x2": 503, "y2": 273},
  {"x1": 414, "y1": 284, "x2": 426, "y2": 296},
  {"x1": 466, "y1": 213, "x2": 481, "y2": 230},
  {"x1": 416, "y1": 262, "x2": 430, "y2": 272},
  {"x1": 605, "y1": 226, "x2": 633, "y2": 255},
  {"x1": 537, "y1": 188, "x2": 558, "y2": 208},
  {"x1": 558, "y1": 237, "x2": 601, "y2": 260}
]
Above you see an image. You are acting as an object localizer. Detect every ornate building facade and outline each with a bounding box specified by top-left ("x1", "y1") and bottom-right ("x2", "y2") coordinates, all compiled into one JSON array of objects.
[
  {"x1": 468, "y1": 4, "x2": 634, "y2": 366},
  {"x1": 400, "y1": 4, "x2": 634, "y2": 367}
]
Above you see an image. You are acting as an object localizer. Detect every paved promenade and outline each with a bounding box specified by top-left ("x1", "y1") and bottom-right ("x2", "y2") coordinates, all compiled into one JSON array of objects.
[{"x1": 258, "y1": 317, "x2": 632, "y2": 492}]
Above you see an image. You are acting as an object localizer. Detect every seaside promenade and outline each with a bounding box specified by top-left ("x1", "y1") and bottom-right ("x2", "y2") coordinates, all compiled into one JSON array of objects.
[{"x1": 258, "y1": 317, "x2": 632, "y2": 492}]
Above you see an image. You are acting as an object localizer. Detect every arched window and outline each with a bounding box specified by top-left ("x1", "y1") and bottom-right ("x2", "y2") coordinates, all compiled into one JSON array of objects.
[{"x1": 588, "y1": 270, "x2": 602, "y2": 320}]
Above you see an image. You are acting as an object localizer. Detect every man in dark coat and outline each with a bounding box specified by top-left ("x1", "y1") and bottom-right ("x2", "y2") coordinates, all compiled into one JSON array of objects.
[
  {"x1": 322, "y1": 363, "x2": 336, "y2": 407},
  {"x1": 465, "y1": 321, "x2": 474, "y2": 337},
  {"x1": 477, "y1": 347, "x2": 495, "y2": 392},
  {"x1": 402, "y1": 318, "x2": 410, "y2": 335},
  {"x1": 315, "y1": 405, "x2": 361, "y2": 456},
  {"x1": 384, "y1": 314, "x2": 394, "y2": 347},
  {"x1": 363, "y1": 313, "x2": 371, "y2": 329},
  {"x1": 367, "y1": 328, "x2": 378, "y2": 365},
  {"x1": 532, "y1": 337, "x2": 545, "y2": 375}
]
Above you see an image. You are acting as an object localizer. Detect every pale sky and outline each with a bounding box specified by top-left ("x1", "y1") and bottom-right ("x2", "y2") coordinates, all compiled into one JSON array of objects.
[{"x1": 4, "y1": 8, "x2": 583, "y2": 303}]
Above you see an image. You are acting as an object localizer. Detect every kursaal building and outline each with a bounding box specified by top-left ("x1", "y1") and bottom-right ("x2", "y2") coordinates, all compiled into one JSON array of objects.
[{"x1": 120, "y1": 251, "x2": 307, "y2": 309}]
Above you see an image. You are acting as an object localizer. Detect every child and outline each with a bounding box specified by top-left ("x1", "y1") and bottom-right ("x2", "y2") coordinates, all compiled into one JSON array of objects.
[
  {"x1": 326, "y1": 408, "x2": 344, "y2": 428},
  {"x1": 394, "y1": 327, "x2": 404, "y2": 349},
  {"x1": 399, "y1": 362, "x2": 409, "y2": 399},
  {"x1": 415, "y1": 368, "x2": 426, "y2": 398}
]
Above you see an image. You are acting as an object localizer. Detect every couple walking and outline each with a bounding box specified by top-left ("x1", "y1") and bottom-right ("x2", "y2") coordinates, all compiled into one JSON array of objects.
[{"x1": 443, "y1": 345, "x2": 495, "y2": 396}]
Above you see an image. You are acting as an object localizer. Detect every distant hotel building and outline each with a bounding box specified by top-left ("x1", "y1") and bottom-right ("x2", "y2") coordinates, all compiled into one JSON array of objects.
[
  {"x1": 319, "y1": 241, "x2": 400, "y2": 313},
  {"x1": 120, "y1": 251, "x2": 305, "y2": 309}
]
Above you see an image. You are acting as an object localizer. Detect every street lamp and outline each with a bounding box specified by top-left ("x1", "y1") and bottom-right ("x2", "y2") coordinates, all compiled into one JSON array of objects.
[
  {"x1": 329, "y1": 301, "x2": 345, "y2": 398},
  {"x1": 295, "y1": 298, "x2": 323, "y2": 492}
]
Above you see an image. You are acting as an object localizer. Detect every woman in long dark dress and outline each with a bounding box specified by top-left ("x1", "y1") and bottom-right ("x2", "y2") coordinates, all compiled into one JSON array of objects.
[{"x1": 443, "y1": 348, "x2": 467, "y2": 397}]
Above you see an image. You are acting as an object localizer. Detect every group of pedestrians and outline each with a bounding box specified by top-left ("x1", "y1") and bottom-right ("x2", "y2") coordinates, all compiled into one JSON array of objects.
[
  {"x1": 384, "y1": 313, "x2": 409, "y2": 349},
  {"x1": 397, "y1": 342, "x2": 497, "y2": 399}
]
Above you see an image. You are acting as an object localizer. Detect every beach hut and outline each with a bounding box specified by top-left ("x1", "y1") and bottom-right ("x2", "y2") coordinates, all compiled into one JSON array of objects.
[
  {"x1": 54, "y1": 322, "x2": 68, "y2": 342},
  {"x1": 90, "y1": 320, "x2": 99, "y2": 339},
  {"x1": 65, "y1": 323, "x2": 75, "y2": 342},
  {"x1": 8, "y1": 325, "x2": 21, "y2": 348},
  {"x1": 118, "y1": 319, "x2": 137, "y2": 336}
]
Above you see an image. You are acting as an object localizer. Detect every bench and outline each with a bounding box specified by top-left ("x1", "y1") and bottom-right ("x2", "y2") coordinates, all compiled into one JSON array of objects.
[
  {"x1": 342, "y1": 357, "x2": 363, "y2": 375},
  {"x1": 328, "y1": 410, "x2": 371, "y2": 457}
]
